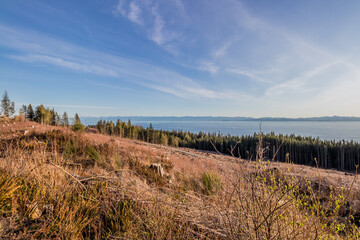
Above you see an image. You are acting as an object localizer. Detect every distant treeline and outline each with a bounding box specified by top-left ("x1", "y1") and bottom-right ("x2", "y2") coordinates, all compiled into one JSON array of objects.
[{"x1": 94, "y1": 119, "x2": 360, "y2": 172}]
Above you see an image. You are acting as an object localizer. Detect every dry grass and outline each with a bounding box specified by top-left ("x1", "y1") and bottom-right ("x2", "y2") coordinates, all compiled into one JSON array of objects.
[{"x1": 0, "y1": 120, "x2": 359, "y2": 239}]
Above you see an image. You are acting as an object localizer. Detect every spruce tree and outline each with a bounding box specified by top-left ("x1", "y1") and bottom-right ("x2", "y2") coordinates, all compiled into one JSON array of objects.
[{"x1": 1, "y1": 91, "x2": 15, "y2": 117}]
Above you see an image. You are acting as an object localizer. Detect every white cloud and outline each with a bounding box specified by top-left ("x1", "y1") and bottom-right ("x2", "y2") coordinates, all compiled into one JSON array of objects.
[
  {"x1": 112, "y1": 0, "x2": 143, "y2": 25},
  {"x1": 112, "y1": 0, "x2": 127, "y2": 17},
  {"x1": 227, "y1": 69, "x2": 270, "y2": 83},
  {"x1": 128, "y1": 2, "x2": 142, "y2": 25},
  {"x1": 212, "y1": 39, "x2": 238, "y2": 59},
  {"x1": 150, "y1": 7, "x2": 166, "y2": 45},
  {"x1": 196, "y1": 60, "x2": 219, "y2": 74},
  {"x1": 111, "y1": 1, "x2": 181, "y2": 53}
]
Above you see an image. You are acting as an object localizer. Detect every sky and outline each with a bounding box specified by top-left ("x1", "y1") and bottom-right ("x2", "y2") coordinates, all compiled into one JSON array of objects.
[{"x1": 1, "y1": 0, "x2": 360, "y2": 117}]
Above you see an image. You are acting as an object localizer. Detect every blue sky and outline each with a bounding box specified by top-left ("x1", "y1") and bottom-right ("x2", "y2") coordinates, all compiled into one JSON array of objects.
[{"x1": 1, "y1": 0, "x2": 360, "y2": 117}]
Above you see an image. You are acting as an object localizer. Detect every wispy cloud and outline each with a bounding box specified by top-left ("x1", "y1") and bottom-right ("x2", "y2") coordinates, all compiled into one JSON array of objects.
[
  {"x1": 196, "y1": 60, "x2": 219, "y2": 74},
  {"x1": 150, "y1": 7, "x2": 166, "y2": 45},
  {"x1": 265, "y1": 60, "x2": 345, "y2": 96},
  {"x1": 9, "y1": 54, "x2": 118, "y2": 77},
  {"x1": 0, "y1": 24, "x2": 246, "y2": 102},
  {"x1": 227, "y1": 69, "x2": 270, "y2": 83},
  {"x1": 3, "y1": 0, "x2": 359, "y2": 116},
  {"x1": 128, "y1": 2, "x2": 142, "y2": 25},
  {"x1": 112, "y1": 0, "x2": 126, "y2": 17},
  {"x1": 113, "y1": 0, "x2": 142, "y2": 25},
  {"x1": 16, "y1": 103, "x2": 115, "y2": 109},
  {"x1": 212, "y1": 38, "x2": 240, "y2": 59},
  {"x1": 87, "y1": 80, "x2": 135, "y2": 92},
  {"x1": 111, "y1": 0, "x2": 181, "y2": 53}
]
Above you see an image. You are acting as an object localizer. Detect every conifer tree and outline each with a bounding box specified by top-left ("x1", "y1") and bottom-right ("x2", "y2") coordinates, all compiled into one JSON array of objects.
[
  {"x1": 50, "y1": 109, "x2": 56, "y2": 125},
  {"x1": 62, "y1": 112, "x2": 69, "y2": 126},
  {"x1": 27, "y1": 104, "x2": 35, "y2": 121},
  {"x1": 21, "y1": 105, "x2": 28, "y2": 118},
  {"x1": 73, "y1": 113, "x2": 85, "y2": 132},
  {"x1": 1, "y1": 91, "x2": 15, "y2": 117},
  {"x1": 55, "y1": 113, "x2": 61, "y2": 126},
  {"x1": 74, "y1": 113, "x2": 81, "y2": 124}
]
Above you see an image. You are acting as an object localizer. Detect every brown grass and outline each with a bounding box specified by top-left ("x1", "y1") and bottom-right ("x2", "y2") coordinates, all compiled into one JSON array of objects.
[{"x1": 0, "y1": 120, "x2": 359, "y2": 239}]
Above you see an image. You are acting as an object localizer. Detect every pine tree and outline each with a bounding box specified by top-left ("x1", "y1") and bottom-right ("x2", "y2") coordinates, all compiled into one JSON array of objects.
[
  {"x1": 27, "y1": 104, "x2": 35, "y2": 121},
  {"x1": 1, "y1": 91, "x2": 15, "y2": 117}
]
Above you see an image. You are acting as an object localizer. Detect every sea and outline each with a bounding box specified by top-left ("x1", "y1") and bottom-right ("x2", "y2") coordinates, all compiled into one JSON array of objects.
[{"x1": 81, "y1": 117, "x2": 360, "y2": 142}]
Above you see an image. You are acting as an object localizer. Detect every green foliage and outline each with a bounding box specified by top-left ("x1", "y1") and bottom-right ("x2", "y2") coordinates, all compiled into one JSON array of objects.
[
  {"x1": 72, "y1": 122, "x2": 85, "y2": 132},
  {"x1": 201, "y1": 171, "x2": 221, "y2": 195}
]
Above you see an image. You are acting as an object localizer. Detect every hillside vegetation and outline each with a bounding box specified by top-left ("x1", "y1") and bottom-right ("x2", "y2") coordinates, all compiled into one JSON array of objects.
[
  {"x1": 17, "y1": 97, "x2": 360, "y2": 173},
  {"x1": 94, "y1": 119, "x2": 360, "y2": 172},
  {"x1": 0, "y1": 118, "x2": 360, "y2": 239}
]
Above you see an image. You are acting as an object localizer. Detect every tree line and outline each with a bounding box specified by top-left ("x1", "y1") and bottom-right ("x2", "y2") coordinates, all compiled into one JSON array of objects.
[
  {"x1": 94, "y1": 119, "x2": 360, "y2": 172},
  {"x1": 2, "y1": 89, "x2": 359, "y2": 172},
  {"x1": 1, "y1": 90, "x2": 85, "y2": 131}
]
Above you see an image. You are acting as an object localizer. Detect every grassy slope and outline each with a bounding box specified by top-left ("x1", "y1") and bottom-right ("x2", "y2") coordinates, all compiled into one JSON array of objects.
[{"x1": 0, "y1": 119, "x2": 360, "y2": 239}]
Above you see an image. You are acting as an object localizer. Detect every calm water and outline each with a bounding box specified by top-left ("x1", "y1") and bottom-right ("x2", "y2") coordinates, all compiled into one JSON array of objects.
[{"x1": 83, "y1": 118, "x2": 360, "y2": 142}]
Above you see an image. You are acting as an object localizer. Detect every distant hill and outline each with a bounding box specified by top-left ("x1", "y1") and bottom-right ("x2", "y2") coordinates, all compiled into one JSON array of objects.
[{"x1": 81, "y1": 116, "x2": 360, "y2": 125}]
